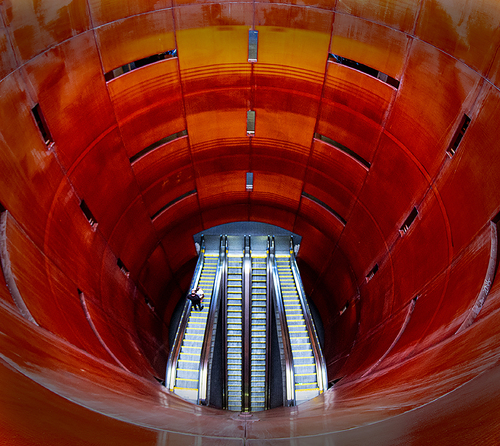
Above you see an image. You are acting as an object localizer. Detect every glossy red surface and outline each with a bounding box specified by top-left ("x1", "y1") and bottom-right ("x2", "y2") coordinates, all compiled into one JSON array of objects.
[{"x1": 1, "y1": 0, "x2": 500, "y2": 444}]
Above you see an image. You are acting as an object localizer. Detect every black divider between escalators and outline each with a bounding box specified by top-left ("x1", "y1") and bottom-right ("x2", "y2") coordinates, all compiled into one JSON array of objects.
[
  {"x1": 209, "y1": 299, "x2": 224, "y2": 409},
  {"x1": 269, "y1": 294, "x2": 284, "y2": 408}
]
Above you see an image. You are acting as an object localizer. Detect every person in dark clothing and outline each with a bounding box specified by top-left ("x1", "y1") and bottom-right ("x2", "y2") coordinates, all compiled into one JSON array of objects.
[{"x1": 188, "y1": 286, "x2": 204, "y2": 311}]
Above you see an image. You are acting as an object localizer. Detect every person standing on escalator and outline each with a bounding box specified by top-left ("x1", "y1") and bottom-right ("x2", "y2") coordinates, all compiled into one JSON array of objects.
[{"x1": 188, "y1": 286, "x2": 204, "y2": 311}]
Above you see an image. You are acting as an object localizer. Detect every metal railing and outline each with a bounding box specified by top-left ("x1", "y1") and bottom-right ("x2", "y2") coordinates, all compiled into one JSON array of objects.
[
  {"x1": 243, "y1": 235, "x2": 251, "y2": 411},
  {"x1": 221, "y1": 236, "x2": 229, "y2": 409},
  {"x1": 264, "y1": 237, "x2": 271, "y2": 409}
]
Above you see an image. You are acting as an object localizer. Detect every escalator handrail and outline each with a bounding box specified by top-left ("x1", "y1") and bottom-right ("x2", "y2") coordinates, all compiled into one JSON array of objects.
[
  {"x1": 197, "y1": 238, "x2": 225, "y2": 404},
  {"x1": 290, "y1": 250, "x2": 328, "y2": 394},
  {"x1": 271, "y1": 253, "x2": 295, "y2": 405},
  {"x1": 165, "y1": 240, "x2": 206, "y2": 391},
  {"x1": 264, "y1": 240, "x2": 271, "y2": 410},
  {"x1": 221, "y1": 236, "x2": 229, "y2": 409},
  {"x1": 242, "y1": 236, "x2": 252, "y2": 411}
]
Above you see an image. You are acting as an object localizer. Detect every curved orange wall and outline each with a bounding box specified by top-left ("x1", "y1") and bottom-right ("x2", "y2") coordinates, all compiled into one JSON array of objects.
[{"x1": 1, "y1": 0, "x2": 500, "y2": 443}]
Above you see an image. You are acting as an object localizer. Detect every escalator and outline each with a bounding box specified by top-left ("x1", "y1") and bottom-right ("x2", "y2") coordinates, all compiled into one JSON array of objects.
[
  {"x1": 167, "y1": 233, "x2": 326, "y2": 410},
  {"x1": 165, "y1": 237, "x2": 223, "y2": 404},
  {"x1": 275, "y1": 254, "x2": 323, "y2": 403},
  {"x1": 249, "y1": 246, "x2": 269, "y2": 411},
  {"x1": 224, "y1": 238, "x2": 244, "y2": 411}
]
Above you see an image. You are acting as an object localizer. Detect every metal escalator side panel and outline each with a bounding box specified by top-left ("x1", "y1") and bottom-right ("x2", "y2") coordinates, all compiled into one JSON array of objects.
[
  {"x1": 289, "y1": 249, "x2": 328, "y2": 395},
  {"x1": 264, "y1": 242, "x2": 272, "y2": 410},
  {"x1": 222, "y1": 237, "x2": 229, "y2": 410},
  {"x1": 165, "y1": 239, "x2": 206, "y2": 391},
  {"x1": 243, "y1": 236, "x2": 251, "y2": 412}
]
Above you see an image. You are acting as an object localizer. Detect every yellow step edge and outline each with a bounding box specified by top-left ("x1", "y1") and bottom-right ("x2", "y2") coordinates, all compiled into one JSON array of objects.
[
  {"x1": 174, "y1": 387, "x2": 199, "y2": 391},
  {"x1": 296, "y1": 388, "x2": 320, "y2": 392}
]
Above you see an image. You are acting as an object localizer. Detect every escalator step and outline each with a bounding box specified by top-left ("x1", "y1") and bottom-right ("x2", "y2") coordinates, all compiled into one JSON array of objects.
[
  {"x1": 179, "y1": 354, "x2": 200, "y2": 362},
  {"x1": 296, "y1": 383, "x2": 319, "y2": 390},
  {"x1": 228, "y1": 365, "x2": 242, "y2": 370},
  {"x1": 227, "y1": 320, "x2": 242, "y2": 326},
  {"x1": 175, "y1": 378, "x2": 198, "y2": 387},
  {"x1": 251, "y1": 348, "x2": 266, "y2": 354},
  {"x1": 251, "y1": 363, "x2": 266, "y2": 368},
  {"x1": 181, "y1": 347, "x2": 202, "y2": 353},
  {"x1": 177, "y1": 369, "x2": 199, "y2": 378}
]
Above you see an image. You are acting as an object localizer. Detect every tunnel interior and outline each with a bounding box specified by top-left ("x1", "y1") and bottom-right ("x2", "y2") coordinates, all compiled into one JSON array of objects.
[{"x1": 1, "y1": 0, "x2": 500, "y2": 444}]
